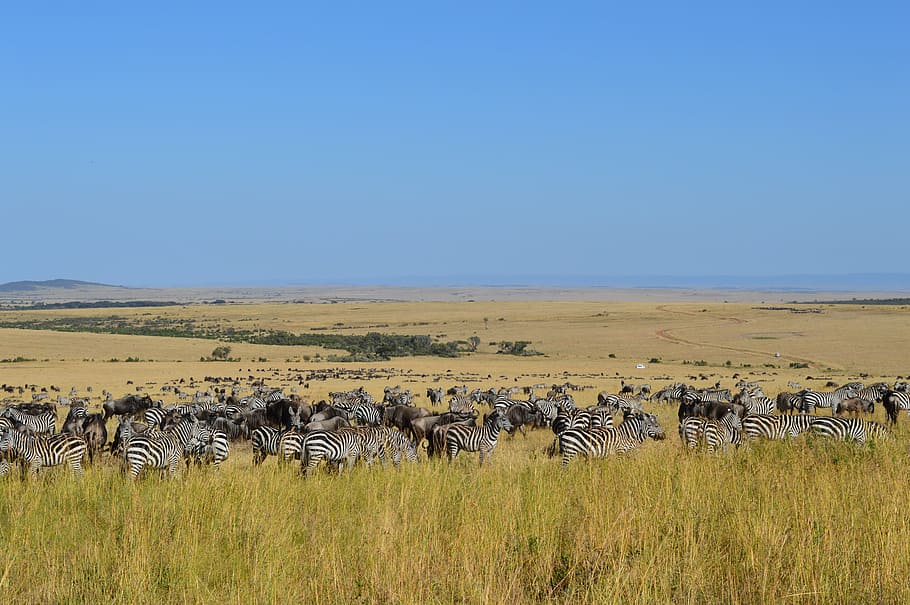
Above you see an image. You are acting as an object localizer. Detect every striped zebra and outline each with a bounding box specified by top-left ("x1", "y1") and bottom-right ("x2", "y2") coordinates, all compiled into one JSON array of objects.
[
  {"x1": 800, "y1": 385, "x2": 858, "y2": 415},
  {"x1": 449, "y1": 395, "x2": 476, "y2": 415},
  {"x1": 854, "y1": 383, "x2": 889, "y2": 405},
  {"x1": 2, "y1": 408, "x2": 56, "y2": 435},
  {"x1": 557, "y1": 413, "x2": 665, "y2": 466},
  {"x1": 0, "y1": 430, "x2": 87, "y2": 477},
  {"x1": 742, "y1": 414, "x2": 814, "y2": 440},
  {"x1": 300, "y1": 430, "x2": 361, "y2": 475},
  {"x1": 278, "y1": 430, "x2": 306, "y2": 462},
  {"x1": 124, "y1": 417, "x2": 204, "y2": 479},
  {"x1": 350, "y1": 404, "x2": 382, "y2": 427},
  {"x1": 185, "y1": 427, "x2": 230, "y2": 468},
  {"x1": 653, "y1": 383, "x2": 686, "y2": 405},
  {"x1": 374, "y1": 426, "x2": 418, "y2": 466},
  {"x1": 679, "y1": 412, "x2": 742, "y2": 453},
  {"x1": 737, "y1": 387, "x2": 775, "y2": 416},
  {"x1": 883, "y1": 390, "x2": 910, "y2": 424},
  {"x1": 686, "y1": 387, "x2": 732, "y2": 404},
  {"x1": 251, "y1": 426, "x2": 288, "y2": 464},
  {"x1": 531, "y1": 398, "x2": 560, "y2": 426},
  {"x1": 809, "y1": 416, "x2": 888, "y2": 445},
  {"x1": 444, "y1": 410, "x2": 511, "y2": 464},
  {"x1": 144, "y1": 407, "x2": 167, "y2": 429},
  {"x1": 598, "y1": 394, "x2": 644, "y2": 414}
]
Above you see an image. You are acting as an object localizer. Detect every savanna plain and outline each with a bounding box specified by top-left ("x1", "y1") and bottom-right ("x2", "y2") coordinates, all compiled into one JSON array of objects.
[{"x1": 1, "y1": 297, "x2": 909, "y2": 604}]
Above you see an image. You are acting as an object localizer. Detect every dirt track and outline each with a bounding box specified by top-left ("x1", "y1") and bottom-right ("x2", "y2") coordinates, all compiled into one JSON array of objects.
[{"x1": 654, "y1": 305, "x2": 829, "y2": 370}]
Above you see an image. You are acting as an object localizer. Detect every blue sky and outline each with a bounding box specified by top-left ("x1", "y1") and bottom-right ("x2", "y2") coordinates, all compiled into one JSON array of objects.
[{"x1": 2, "y1": 2, "x2": 908, "y2": 287}]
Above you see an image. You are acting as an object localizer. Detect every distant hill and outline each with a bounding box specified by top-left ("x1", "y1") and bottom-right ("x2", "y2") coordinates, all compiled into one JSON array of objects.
[{"x1": 0, "y1": 279, "x2": 126, "y2": 293}]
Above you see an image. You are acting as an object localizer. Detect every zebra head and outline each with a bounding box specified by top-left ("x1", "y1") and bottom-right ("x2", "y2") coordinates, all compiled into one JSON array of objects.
[
  {"x1": 487, "y1": 410, "x2": 512, "y2": 433},
  {"x1": 643, "y1": 413, "x2": 666, "y2": 440}
]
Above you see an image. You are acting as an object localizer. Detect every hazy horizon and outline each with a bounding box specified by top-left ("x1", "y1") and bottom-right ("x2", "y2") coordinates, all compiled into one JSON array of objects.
[{"x1": 4, "y1": 273, "x2": 910, "y2": 293}]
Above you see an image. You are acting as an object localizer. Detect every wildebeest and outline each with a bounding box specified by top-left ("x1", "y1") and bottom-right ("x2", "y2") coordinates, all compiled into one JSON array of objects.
[
  {"x1": 834, "y1": 397, "x2": 874, "y2": 417},
  {"x1": 81, "y1": 413, "x2": 108, "y2": 463},
  {"x1": 304, "y1": 416, "x2": 351, "y2": 432},
  {"x1": 102, "y1": 394, "x2": 160, "y2": 421}
]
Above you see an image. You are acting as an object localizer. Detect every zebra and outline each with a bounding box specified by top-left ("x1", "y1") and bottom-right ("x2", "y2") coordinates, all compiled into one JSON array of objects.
[
  {"x1": 278, "y1": 430, "x2": 306, "y2": 462},
  {"x1": 0, "y1": 430, "x2": 87, "y2": 477},
  {"x1": 444, "y1": 409, "x2": 512, "y2": 464},
  {"x1": 449, "y1": 395, "x2": 476, "y2": 415},
  {"x1": 736, "y1": 387, "x2": 775, "y2": 416},
  {"x1": 800, "y1": 385, "x2": 858, "y2": 415},
  {"x1": 1, "y1": 408, "x2": 56, "y2": 435},
  {"x1": 854, "y1": 383, "x2": 890, "y2": 406},
  {"x1": 557, "y1": 413, "x2": 665, "y2": 466},
  {"x1": 374, "y1": 426, "x2": 418, "y2": 466},
  {"x1": 144, "y1": 407, "x2": 167, "y2": 429},
  {"x1": 300, "y1": 430, "x2": 362, "y2": 475},
  {"x1": 742, "y1": 414, "x2": 814, "y2": 440},
  {"x1": 883, "y1": 390, "x2": 910, "y2": 424},
  {"x1": 679, "y1": 412, "x2": 742, "y2": 453},
  {"x1": 184, "y1": 427, "x2": 230, "y2": 468},
  {"x1": 350, "y1": 404, "x2": 382, "y2": 427},
  {"x1": 532, "y1": 398, "x2": 560, "y2": 426},
  {"x1": 597, "y1": 394, "x2": 643, "y2": 415},
  {"x1": 653, "y1": 383, "x2": 686, "y2": 405},
  {"x1": 251, "y1": 426, "x2": 288, "y2": 464},
  {"x1": 809, "y1": 416, "x2": 888, "y2": 445},
  {"x1": 587, "y1": 406, "x2": 614, "y2": 429},
  {"x1": 124, "y1": 417, "x2": 204, "y2": 479}
]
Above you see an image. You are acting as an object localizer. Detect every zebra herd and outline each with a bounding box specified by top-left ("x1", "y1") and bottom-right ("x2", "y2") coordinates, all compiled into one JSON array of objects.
[{"x1": 0, "y1": 376, "x2": 907, "y2": 479}]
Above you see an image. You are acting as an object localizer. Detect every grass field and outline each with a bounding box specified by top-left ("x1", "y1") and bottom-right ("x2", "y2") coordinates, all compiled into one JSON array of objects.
[{"x1": 0, "y1": 299, "x2": 908, "y2": 603}]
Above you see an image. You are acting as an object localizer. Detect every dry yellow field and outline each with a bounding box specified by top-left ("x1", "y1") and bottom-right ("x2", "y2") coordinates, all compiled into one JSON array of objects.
[{"x1": 0, "y1": 299, "x2": 908, "y2": 603}]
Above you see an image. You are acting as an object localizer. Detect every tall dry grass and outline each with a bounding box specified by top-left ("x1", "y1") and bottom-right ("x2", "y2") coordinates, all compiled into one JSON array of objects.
[{"x1": 1, "y1": 419, "x2": 908, "y2": 604}]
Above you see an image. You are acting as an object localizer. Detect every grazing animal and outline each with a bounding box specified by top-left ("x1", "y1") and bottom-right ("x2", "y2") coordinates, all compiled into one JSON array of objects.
[
  {"x1": 80, "y1": 413, "x2": 108, "y2": 463},
  {"x1": 834, "y1": 397, "x2": 874, "y2": 417},
  {"x1": 883, "y1": 390, "x2": 910, "y2": 424},
  {"x1": 742, "y1": 414, "x2": 814, "y2": 440},
  {"x1": 809, "y1": 416, "x2": 888, "y2": 444},
  {"x1": 124, "y1": 417, "x2": 204, "y2": 479},
  {"x1": 443, "y1": 410, "x2": 512, "y2": 464},
  {"x1": 1, "y1": 408, "x2": 56, "y2": 435},
  {"x1": 557, "y1": 413, "x2": 665, "y2": 466},
  {"x1": 801, "y1": 385, "x2": 860, "y2": 415},
  {"x1": 102, "y1": 394, "x2": 159, "y2": 421},
  {"x1": 0, "y1": 430, "x2": 87, "y2": 477},
  {"x1": 679, "y1": 411, "x2": 742, "y2": 453},
  {"x1": 300, "y1": 430, "x2": 361, "y2": 475}
]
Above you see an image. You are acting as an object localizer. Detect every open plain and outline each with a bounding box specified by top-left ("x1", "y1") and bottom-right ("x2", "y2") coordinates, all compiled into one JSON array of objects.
[{"x1": 1, "y1": 292, "x2": 909, "y2": 603}]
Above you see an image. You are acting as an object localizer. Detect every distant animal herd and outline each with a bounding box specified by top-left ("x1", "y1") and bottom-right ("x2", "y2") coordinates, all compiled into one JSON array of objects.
[{"x1": 1, "y1": 375, "x2": 908, "y2": 479}]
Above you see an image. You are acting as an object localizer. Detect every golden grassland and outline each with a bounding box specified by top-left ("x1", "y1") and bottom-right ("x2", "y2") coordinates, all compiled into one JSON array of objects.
[{"x1": 0, "y1": 300, "x2": 909, "y2": 603}]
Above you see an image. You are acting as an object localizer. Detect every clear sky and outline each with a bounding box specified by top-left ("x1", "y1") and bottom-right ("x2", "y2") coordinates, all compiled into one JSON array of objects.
[{"x1": 2, "y1": 2, "x2": 908, "y2": 287}]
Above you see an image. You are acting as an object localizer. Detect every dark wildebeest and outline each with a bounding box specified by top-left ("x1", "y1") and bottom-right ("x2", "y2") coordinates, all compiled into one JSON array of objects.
[
  {"x1": 696, "y1": 401, "x2": 746, "y2": 420},
  {"x1": 81, "y1": 413, "x2": 107, "y2": 463},
  {"x1": 266, "y1": 399, "x2": 310, "y2": 430},
  {"x1": 834, "y1": 397, "x2": 874, "y2": 417},
  {"x1": 304, "y1": 416, "x2": 350, "y2": 432},
  {"x1": 414, "y1": 412, "x2": 476, "y2": 451},
  {"x1": 504, "y1": 405, "x2": 542, "y2": 438},
  {"x1": 308, "y1": 406, "x2": 348, "y2": 424},
  {"x1": 102, "y1": 394, "x2": 159, "y2": 421},
  {"x1": 883, "y1": 390, "x2": 909, "y2": 425},
  {"x1": 383, "y1": 405, "x2": 432, "y2": 438}
]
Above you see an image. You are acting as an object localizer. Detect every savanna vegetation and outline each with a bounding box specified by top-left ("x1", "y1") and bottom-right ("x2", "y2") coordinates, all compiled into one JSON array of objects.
[{"x1": 0, "y1": 298, "x2": 908, "y2": 603}]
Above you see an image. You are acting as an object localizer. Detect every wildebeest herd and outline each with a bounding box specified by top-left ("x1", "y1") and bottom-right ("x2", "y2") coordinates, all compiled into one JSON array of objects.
[{"x1": 0, "y1": 376, "x2": 908, "y2": 479}]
